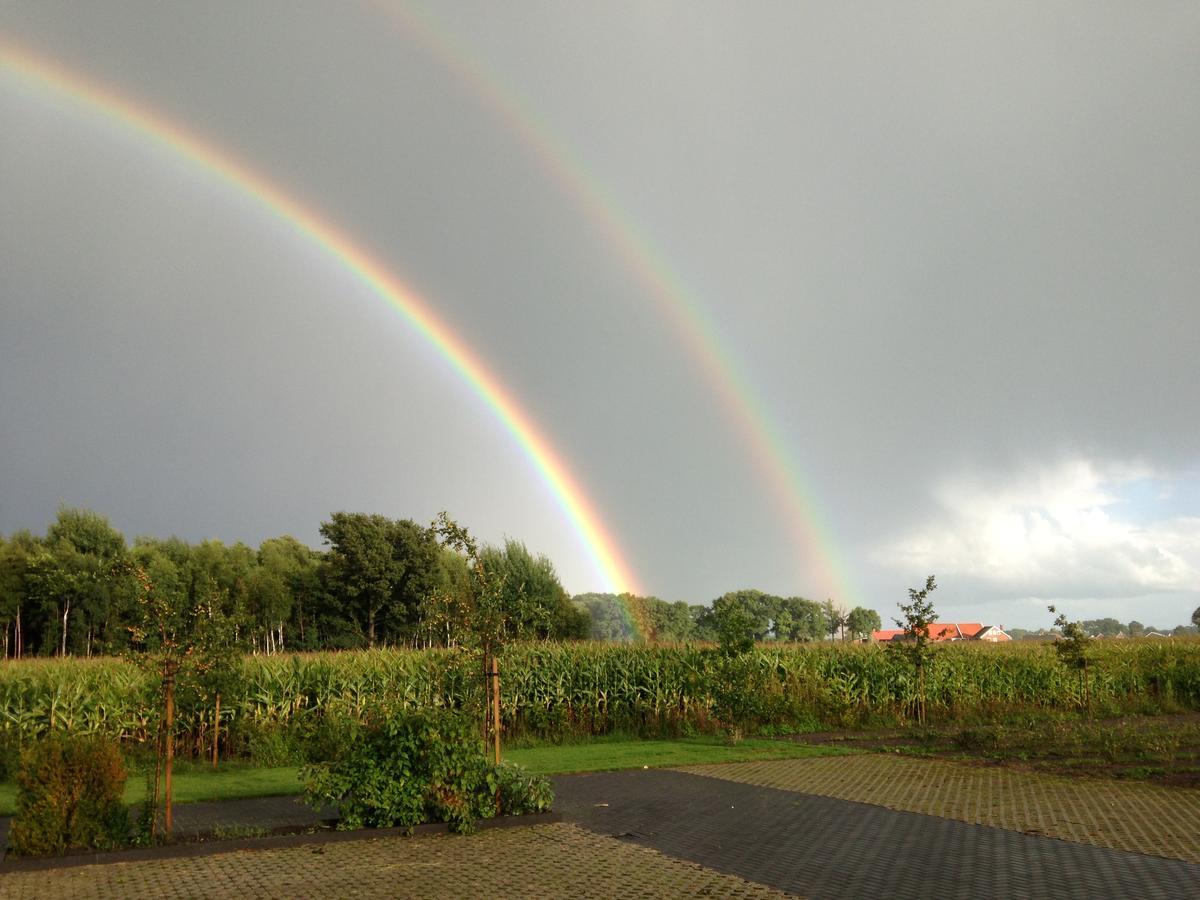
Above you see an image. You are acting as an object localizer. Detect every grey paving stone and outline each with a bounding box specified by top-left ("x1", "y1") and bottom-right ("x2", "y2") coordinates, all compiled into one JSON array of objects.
[{"x1": 553, "y1": 769, "x2": 1200, "y2": 900}]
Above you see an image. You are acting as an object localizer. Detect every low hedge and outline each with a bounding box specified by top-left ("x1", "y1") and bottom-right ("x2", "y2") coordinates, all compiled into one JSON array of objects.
[{"x1": 9, "y1": 733, "x2": 129, "y2": 856}]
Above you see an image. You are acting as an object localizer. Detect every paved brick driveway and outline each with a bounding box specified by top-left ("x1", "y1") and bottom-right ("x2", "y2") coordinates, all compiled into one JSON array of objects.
[
  {"x1": 0, "y1": 823, "x2": 782, "y2": 899},
  {"x1": 682, "y1": 754, "x2": 1200, "y2": 862},
  {"x1": 551, "y1": 757, "x2": 1200, "y2": 899},
  {"x1": 3, "y1": 754, "x2": 1198, "y2": 898}
]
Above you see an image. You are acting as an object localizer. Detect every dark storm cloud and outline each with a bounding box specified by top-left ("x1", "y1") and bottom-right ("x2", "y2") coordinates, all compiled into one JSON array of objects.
[{"x1": 2, "y1": 2, "x2": 1198, "y2": 627}]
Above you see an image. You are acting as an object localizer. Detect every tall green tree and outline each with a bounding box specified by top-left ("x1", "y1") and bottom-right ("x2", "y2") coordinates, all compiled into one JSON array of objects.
[
  {"x1": 319, "y1": 513, "x2": 398, "y2": 648},
  {"x1": 647, "y1": 599, "x2": 695, "y2": 643},
  {"x1": 845, "y1": 606, "x2": 882, "y2": 640},
  {"x1": 710, "y1": 590, "x2": 776, "y2": 643},
  {"x1": 318, "y1": 513, "x2": 440, "y2": 647},
  {"x1": 823, "y1": 599, "x2": 846, "y2": 641},
  {"x1": 573, "y1": 593, "x2": 630, "y2": 641},
  {"x1": 477, "y1": 539, "x2": 584, "y2": 641},
  {"x1": 0, "y1": 531, "x2": 38, "y2": 658},
  {"x1": 773, "y1": 596, "x2": 827, "y2": 642},
  {"x1": 250, "y1": 536, "x2": 319, "y2": 653},
  {"x1": 710, "y1": 592, "x2": 767, "y2": 656},
  {"x1": 29, "y1": 507, "x2": 129, "y2": 656}
]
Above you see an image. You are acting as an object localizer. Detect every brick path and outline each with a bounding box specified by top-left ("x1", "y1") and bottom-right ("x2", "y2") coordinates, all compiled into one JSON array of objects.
[
  {"x1": 3, "y1": 754, "x2": 1199, "y2": 898},
  {"x1": 0, "y1": 822, "x2": 784, "y2": 899},
  {"x1": 553, "y1": 765, "x2": 1200, "y2": 898},
  {"x1": 681, "y1": 754, "x2": 1200, "y2": 863}
]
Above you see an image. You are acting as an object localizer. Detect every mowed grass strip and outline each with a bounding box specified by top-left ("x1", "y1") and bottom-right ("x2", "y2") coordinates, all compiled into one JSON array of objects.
[
  {"x1": 0, "y1": 738, "x2": 850, "y2": 816},
  {"x1": 0, "y1": 765, "x2": 302, "y2": 817},
  {"x1": 506, "y1": 736, "x2": 852, "y2": 775}
]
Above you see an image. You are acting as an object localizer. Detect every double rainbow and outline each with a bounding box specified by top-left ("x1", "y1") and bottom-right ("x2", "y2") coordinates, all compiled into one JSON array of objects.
[{"x1": 383, "y1": 3, "x2": 859, "y2": 606}]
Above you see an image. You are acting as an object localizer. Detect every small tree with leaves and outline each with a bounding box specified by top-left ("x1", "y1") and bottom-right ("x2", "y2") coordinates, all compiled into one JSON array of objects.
[
  {"x1": 432, "y1": 513, "x2": 514, "y2": 763},
  {"x1": 124, "y1": 564, "x2": 241, "y2": 839},
  {"x1": 1048, "y1": 605, "x2": 1093, "y2": 715},
  {"x1": 889, "y1": 575, "x2": 938, "y2": 725}
]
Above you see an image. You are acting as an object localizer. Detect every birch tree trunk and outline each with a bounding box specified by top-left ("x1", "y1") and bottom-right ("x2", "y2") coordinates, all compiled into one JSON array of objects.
[{"x1": 60, "y1": 599, "x2": 70, "y2": 657}]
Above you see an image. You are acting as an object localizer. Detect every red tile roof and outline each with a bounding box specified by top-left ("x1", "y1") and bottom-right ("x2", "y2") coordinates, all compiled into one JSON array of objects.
[{"x1": 872, "y1": 623, "x2": 985, "y2": 642}]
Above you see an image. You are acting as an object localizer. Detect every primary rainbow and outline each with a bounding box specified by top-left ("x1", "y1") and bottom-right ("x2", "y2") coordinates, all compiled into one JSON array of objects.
[
  {"x1": 382, "y1": 3, "x2": 860, "y2": 607},
  {"x1": 0, "y1": 38, "x2": 642, "y2": 598}
]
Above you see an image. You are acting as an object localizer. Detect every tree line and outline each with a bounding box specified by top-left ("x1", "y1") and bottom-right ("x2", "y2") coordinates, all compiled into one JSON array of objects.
[
  {"x1": 574, "y1": 589, "x2": 881, "y2": 644},
  {"x1": 0, "y1": 507, "x2": 588, "y2": 658},
  {"x1": 0, "y1": 506, "x2": 882, "y2": 659},
  {"x1": 1008, "y1": 616, "x2": 1200, "y2": 641}
]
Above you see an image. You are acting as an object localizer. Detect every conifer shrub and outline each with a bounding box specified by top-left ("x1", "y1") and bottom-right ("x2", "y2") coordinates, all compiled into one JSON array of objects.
[{"x1": 9, "y1": 733, "x2": 129, "y2": 856}]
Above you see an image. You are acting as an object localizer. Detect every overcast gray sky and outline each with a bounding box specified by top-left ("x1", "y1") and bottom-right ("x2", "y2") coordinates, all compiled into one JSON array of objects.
[{"x1": 2, "y1": 1, "x2": 1198, "y2": 629}]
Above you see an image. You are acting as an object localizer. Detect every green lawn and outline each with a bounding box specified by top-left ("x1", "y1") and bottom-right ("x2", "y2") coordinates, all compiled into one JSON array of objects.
[
  {"x1": 505, "y1": 736, "x2": 850, "y2": 775},
  {"x1": 0, "y1": 737, "x2": 851, "y2": 816},
  {"x1": 0, "y1": 765, "x2": 302, "y2": 817}
]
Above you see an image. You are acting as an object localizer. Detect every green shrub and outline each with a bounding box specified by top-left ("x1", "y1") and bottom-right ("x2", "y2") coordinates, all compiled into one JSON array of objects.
[
  {"x1": 9, "y1": 733, "x2": 129, "y2": 856},
  {"x1": 302, "y1": 709, "x2": 496, "y2": 834},
  {"x1": 299, "y1": 707, "x2": 364, "y2": 764},
  {"x1": 226, "y1": 718, "x2": 303, "y2": 767},
  {"x1": 494, "y1": 762, "x2": 553, "y2": 816},
  {"x1": 0, "y1": 730, "x2": 23, "y2": 781}
]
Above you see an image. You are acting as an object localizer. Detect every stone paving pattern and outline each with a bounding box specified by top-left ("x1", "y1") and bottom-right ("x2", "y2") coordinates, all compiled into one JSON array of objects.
[
  {"x1": 680, "y1": 754, "x2": 1200, "y2": 863},
  {"x1": 0, "y1": 822, "x2": 787, "y2": 899},
  {"x1": 4, "y1": 755, "x2": 1199, "y2": 898},
  {"x1": 555, "y1": 767, "x2": 1200, "y2": 899}
]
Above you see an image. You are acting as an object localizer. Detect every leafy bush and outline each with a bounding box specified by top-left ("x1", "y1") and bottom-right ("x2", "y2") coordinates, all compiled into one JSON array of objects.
[
  {"x1": 298, "y1": 706, "x2": 363, "y2": 764},
  {"x1": 0, "y1": 730, "x2": 23, "y2": 781},
  {"x1": 302, "y1": 709, "x2": 496, "y2": 834},
  {"x1": 225, "y1": 717, "x2": 304, "y2": 767},
  {"x1": 9, "y1": 733, "x2": 129, "y2": 856},
  {"x1": 493, "y1": 762, "x2": 553, "y2": 816}
]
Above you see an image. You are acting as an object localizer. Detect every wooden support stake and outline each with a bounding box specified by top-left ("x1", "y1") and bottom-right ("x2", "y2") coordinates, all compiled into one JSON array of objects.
[
  {"x1": 491, "y1": 656, "x2": 501, "y2": 765},
  {"x1": 212, "y1": 692, "x2": 221, "y2": 769},
  {"x1": 164, "y1": 668, "x2": 175, "y2": 837}
]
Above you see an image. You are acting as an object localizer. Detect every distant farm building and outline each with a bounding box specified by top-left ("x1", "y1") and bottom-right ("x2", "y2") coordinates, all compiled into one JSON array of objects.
[{"x1": 870, "y1": 623, "x2": 1011, "y2": 643}]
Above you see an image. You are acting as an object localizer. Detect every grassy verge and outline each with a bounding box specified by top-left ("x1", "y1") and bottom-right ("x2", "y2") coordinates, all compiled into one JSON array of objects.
[
  {"x1": 0, "y1": 765, "x2": 302, "y2": 817},
  {"x1": 505, "y1": 736, "x2": 851, "y2": 775},
  {"x1": 907, "y1": 714, "x2": 1200, "y2": 786},
  {"x1": 0, "y1": 737, "x2": 852, "y2": 816},
  {"x1": 787, "y1": 713, "x2": 1200, "y2": 788}
]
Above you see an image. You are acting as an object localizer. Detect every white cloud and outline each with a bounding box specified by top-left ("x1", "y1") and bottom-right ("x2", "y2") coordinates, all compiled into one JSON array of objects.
[{"x1": 876, "y1": 459, "x2": 1200, "y2": 599}]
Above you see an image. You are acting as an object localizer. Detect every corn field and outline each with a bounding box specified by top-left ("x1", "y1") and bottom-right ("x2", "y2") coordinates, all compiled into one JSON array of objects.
[{"x1": 2, "y1": 640, "x2": 1199, "y2": 760}]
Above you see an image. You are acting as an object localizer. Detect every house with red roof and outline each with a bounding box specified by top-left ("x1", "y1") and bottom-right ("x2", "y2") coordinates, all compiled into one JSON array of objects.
[
  {"x1": 973, "y1": 625, "x2": 1012, "y2": 643},
  {"x1": 870, "y1": 622, "x2": 1008, "y2": 643}
]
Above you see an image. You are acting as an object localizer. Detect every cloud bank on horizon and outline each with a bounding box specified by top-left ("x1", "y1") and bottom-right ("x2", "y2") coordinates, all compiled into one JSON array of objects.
[
  {"x1": 877, "y1": 459, "x2": 1200, "y2": 625},
  {"x1": 1, "y1": 2, "x2": 1198, "y2": 630}
]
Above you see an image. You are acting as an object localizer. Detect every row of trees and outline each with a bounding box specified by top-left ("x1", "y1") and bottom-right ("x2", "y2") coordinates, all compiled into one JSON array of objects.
[
  {"x1": 575, "y1": 590, "x2": 881, "y2": 645},
  {"x1": 1009, "y1": 617, "x2": 1200, "y2": 640},
  {"x1": 0, "y1": 507, "x2": 586, "y2": 659},
  {"x1": 0, "y1": 507, "x2": 885, "y2": 660}
]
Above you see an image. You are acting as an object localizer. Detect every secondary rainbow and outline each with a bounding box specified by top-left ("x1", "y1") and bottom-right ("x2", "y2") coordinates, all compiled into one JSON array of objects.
[
  {"x1": 0, "y1": 38, "x2": 641, "y2": 598},
  {"x1": 382, "y1": 2, "x2": 860, "y2": 606}
]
